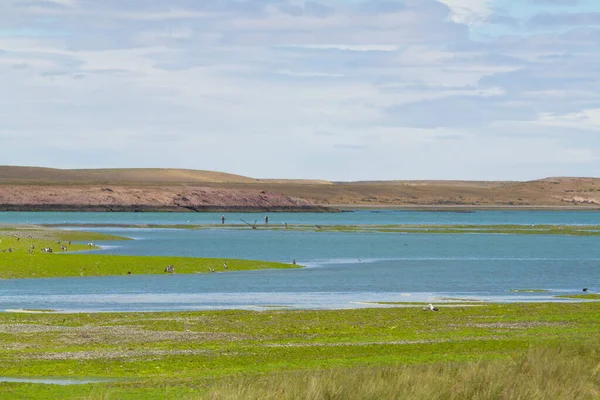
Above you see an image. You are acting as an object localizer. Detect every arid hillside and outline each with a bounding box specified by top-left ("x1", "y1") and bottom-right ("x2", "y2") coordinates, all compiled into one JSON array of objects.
[
  {"x1": 253, "y1": 177, "x2": 600, "y2": 208},
  {"x1": 0, "y1": 185, "x2": 327, "y2": 212},
  {"x1": 1, "y1": 167, "x2": 600, "y2": 210}
]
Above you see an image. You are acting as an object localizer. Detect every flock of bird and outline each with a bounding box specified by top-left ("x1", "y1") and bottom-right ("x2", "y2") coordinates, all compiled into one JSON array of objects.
[
  {"x1": 1, "y1": 234, "x2": 74, "y2": 254},
  {"x1": 163, "y1": 262, "x2": 230, "y2": 274}
]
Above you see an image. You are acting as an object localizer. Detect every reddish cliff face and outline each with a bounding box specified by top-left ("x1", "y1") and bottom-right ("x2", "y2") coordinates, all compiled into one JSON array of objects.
[{"x1": 0, "y1": 185, "x2": 331, "y2": 212}]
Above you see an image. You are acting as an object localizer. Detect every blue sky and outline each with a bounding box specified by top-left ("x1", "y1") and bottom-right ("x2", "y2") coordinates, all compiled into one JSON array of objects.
[{"x1": 0, "y1": 0, "x2": 599, "y2": 180}]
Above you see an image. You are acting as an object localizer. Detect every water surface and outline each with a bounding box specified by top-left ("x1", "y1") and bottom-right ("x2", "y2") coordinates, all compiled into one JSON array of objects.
[
  {"x1": 0, "y1": 211, "x2": 598, "y2": 312},
  {"x1": 2, "y1": 209, "x2": 600, "y2": 226}
]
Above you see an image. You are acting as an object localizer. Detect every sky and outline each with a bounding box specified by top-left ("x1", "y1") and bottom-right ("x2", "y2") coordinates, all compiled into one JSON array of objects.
[{"x1": 0, "y1": 0, "x2": 599, "y2": 181}]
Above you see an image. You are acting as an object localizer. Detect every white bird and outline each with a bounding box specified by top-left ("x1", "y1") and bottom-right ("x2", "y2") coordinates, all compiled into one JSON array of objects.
[
  {"x1": 429, "y1": 303, "x2": 439, "y2": 311},
  {"x1": 223, "y1": 262, "x2": 228, "y2": 270}
]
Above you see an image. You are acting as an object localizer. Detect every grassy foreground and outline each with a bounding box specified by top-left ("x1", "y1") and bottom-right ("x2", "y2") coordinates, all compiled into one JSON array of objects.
[
  {"x1": 0, "y1": 303, "x2": 598, "y2": 399},
  {"x1": 0, "y1": 227, "x2": 297, "y2": 278}
]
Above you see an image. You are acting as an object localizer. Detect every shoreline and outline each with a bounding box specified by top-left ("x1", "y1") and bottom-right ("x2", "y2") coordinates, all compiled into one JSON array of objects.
[
  {"x1": 329, "y1": 204, "x2": 600, "y2": 211},
  {"x1": 1, "y1": 204, "x2": 600, "y2": 212}
]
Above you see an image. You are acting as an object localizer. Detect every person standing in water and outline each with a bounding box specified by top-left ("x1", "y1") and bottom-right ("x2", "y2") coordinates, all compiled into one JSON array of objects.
[
  {"x1": 265, "y1": 215, "x2": 269, "y2": 225},
  {"x1": 221, "y1": 215, "x2": 225, "y2": 225}
]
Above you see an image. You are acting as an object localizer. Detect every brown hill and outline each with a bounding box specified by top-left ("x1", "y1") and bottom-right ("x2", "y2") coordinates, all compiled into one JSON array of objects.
[
  {"x1": 255, "y1": 177, "x2": 600, "y2": 208},
  {"x1": 0, "y1": 166, "x2": 334, "y2": 186},
  {"x1": 0, "y1": 185, "x2": 328, "y2": 212},
  {"x1": 0, "y1": 166, "x2": 259, "y2": 185},
  {"x1": 1, "y1": 167, "x2": 599, "y2": 210}
]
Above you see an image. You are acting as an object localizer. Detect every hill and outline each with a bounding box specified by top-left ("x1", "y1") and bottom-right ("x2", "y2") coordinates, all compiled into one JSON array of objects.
[
  {"x1": 0, "y1": 166, "x2": 260, "y2": 185},
  {"x1": 1, "y1": 167, "x2": 600, "y2": 210},
  {"x1": 0, "y1": 166, "x2": 335, "y2": 186},
  {"x1": 256, "y1": 177, "x2": 600, "y2": 208}
]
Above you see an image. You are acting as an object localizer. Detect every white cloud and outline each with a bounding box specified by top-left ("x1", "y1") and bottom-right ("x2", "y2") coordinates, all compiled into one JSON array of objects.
[
  {"x1": 437, "y1": 0, "x2": 494, "y2": 25},
  {"x1": 537, "y1": 109, "x2": 600, "y2": 130},
  {"x1": 287, "y1": 44, "x2": 400, "y2": 52},
  {"x1": 0, "y1": 0, "x2": 598, "y2": 180}
]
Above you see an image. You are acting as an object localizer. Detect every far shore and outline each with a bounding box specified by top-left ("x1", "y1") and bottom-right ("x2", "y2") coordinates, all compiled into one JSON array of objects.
[
  {"x1": 2, "y1": 204, "x2": 600, "y2": 213},
  {"x1": 330, "y1": 204, "x2": 600, "y2": 211}
]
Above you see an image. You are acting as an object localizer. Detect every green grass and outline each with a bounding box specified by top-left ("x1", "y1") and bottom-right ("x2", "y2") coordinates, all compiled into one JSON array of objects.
[
  {"x1": 204, "y1": 345, "x2": 600, "y2": 400},
  {"x1": 0, "y1": 303, "x2": 598, "y2": 398}
]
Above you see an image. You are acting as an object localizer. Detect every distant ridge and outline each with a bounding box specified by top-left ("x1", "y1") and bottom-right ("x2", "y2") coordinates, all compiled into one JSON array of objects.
[
  {"x1": 0, "y1": 166, "x2": 331, "y2": 185},
  {"x1": 1, "y1": 166, "x2": 599, "y2": 210},
  {"x1": 0, "y1": 166, "x2": 256, "y2": 184}
]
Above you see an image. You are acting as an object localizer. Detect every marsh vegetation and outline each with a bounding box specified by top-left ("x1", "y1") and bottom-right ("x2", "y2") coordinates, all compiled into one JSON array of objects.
[{"x1": 0, "y1": 303, "x2": 597, "y2": 399}]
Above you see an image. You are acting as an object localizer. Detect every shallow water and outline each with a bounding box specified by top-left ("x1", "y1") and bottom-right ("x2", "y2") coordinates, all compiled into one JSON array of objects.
[
  {"x1": 0, "y1": 377, "x2": 116, "y2": 385},
  {"x1": 0, "y1": 211, "x2": 599, "y2": 312}
]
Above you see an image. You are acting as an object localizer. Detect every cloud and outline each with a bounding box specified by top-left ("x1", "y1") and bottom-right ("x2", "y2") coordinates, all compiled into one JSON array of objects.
[
  {"x1": 0, "y1": 0, "x2": 598, "y2": 180},
  {"x1": 531, "y1": 0, "x2": 580, "y2": 4},
  {"x1": 437, "y1": 0, "x2": 493, "y2": 25},
  {"x1": 530, "y1": 12, "x2": 600, "y2": 27}
]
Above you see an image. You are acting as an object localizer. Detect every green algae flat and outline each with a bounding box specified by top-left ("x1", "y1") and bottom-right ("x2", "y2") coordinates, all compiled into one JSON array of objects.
[
  {"x1": 0, "y1": 302, "x2": 597, "y2": 398},
  {"x1": 0, "y1": 253, "x2": 298, "y2": 279},
  {"x1": 555, "y1": 294, "x2": 600, "y2": 300}
]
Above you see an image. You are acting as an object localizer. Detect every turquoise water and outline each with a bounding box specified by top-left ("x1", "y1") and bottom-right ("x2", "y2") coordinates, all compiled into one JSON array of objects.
[
  {"x1": 2, "y1": 210, "x2": 600, "y2": 225},
  {"x1": 0, "y1": 211, "x2": 598, "y2": 312}
]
